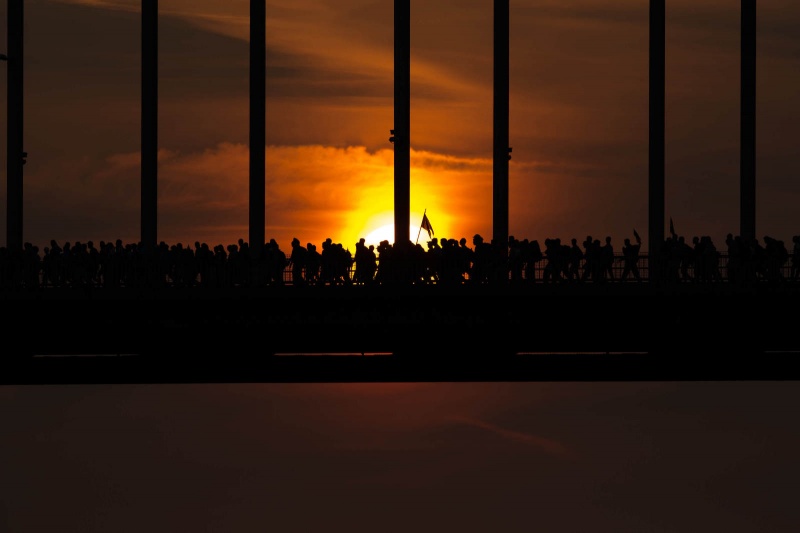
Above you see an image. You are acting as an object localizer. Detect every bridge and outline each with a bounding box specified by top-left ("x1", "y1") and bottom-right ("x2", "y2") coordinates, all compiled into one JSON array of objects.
[
  {"x1": 3, "y1": 2, "x2": 791, "y2": 385},
  {"x1": 3, "y1": 273, "x2": 798, "y2": 385}
]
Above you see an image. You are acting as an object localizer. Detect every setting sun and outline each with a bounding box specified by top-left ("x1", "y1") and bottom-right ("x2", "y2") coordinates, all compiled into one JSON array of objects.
[{"x1": 363, "y1": 223, "x2": 433, "y2": 248}]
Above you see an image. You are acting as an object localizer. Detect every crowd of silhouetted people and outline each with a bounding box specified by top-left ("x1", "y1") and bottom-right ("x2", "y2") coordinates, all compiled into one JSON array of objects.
[{"x1": 0, "y1": 231, "x2": 798, "y2": 290}]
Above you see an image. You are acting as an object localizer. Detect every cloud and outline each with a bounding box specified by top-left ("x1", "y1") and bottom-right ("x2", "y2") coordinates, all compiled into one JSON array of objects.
[
  {"x1": 49, "y1": 0, "x2": 139, "y2": 12},
  {"x1": 12, "y1": 142, "x2": 499, "y2": 248}
]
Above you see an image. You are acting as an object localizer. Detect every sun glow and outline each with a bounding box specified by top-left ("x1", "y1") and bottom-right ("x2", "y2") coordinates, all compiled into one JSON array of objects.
[
  {"x1": 279, "y1": 146, "x2": 475, "y2": 250},
  {"x1": 363, "y1": 223, "x2": 432, "y2": 248}
]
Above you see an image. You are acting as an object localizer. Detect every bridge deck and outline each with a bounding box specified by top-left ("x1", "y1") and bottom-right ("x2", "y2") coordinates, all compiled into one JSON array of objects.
[{"x1": 3, "y1": 281, "x2": 798, "y2": 384}]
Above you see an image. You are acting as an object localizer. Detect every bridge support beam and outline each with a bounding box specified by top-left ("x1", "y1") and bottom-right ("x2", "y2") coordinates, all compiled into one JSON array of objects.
[
  {"x1": 493, "y1": 0, "x2": 510, "y2": 249},
  {"x1": 141, "y1": 1, "x2": 158, "y2": 250},
  {"x1": 394, "y1": 0, "x2": 410, "y2": 245},
  {"x1": 740, "y1": 0, "x2": 756, "y2": 242},
  {"x1": 649, "y1": 0, "x2": 665, "y2": 282},
  {"x1": 250, "y1": 1, "x2": 266, "y2": 256},
  {"x1": 6, "y1": 0, "x2": 24, "y2": 251}
]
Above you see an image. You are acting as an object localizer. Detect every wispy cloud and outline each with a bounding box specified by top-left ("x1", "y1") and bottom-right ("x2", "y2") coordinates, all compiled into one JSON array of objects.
[
  {"x1": 49, "y1": 0, "x2": 251, "y2": 44},
  {"x1": 49, "y1": 0, "x2": 139, "y2": 13}
]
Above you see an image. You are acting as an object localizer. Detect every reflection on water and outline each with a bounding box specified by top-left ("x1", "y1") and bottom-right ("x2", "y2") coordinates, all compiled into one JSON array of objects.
[{"x1": 2, "y1": 380, "x2": 800, "y2": 531}]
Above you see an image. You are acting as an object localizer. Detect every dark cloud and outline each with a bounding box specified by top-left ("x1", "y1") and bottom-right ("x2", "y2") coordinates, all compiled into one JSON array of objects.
[{"x1": 267, "y1": 55, "x2": 392, "y2": 100}]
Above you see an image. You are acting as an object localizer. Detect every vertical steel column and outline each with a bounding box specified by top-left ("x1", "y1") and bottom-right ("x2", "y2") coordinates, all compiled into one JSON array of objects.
[
  {"x1": 649, "y1": 0, "x2": 665, "y2": 282},
  {"x1": 493, "y1": 0, "x2": 510, "y2": 247},
  {"x1": 250, "y1": 0, "x2": 266, "y2": 255},
  {"x1": 394, "y1": 0, "x2": 410, "y2": 245},
  {"x1": 6, "y1": 0, "x2": 24, "y2": 251},
  {"x1": 740, "y1": 0, "x2": 756, "y2": 242},
  {"x1": 141, "y1": 1, "x2": 158, "y2": 249}
]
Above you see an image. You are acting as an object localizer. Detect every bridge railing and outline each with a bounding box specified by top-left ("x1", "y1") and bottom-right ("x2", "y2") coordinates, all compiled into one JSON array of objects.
[{"x1": 0, "y1": 251, "x2": 795, "y2": 290}]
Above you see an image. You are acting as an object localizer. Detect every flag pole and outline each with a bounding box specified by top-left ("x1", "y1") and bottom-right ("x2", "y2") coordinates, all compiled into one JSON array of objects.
[{"x1": 416, "y1": 208, "x2": 426, "y2": 245}]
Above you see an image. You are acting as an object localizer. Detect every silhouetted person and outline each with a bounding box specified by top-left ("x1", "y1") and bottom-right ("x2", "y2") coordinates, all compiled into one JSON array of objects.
[
  {"x1": 750, "y1": 237, "x2": 767, "y2": 281},
  {"x1": 393, "y1": 239, "x2": 418, "y2": 284},
  {"x1": 763, "y1": 235, "x2": 788, "y2": 283},
  {"x1": 436, "y1": 238, "x2": 457, "y2": 284},
  {"x1": 238, "y1": 239, "x2": 253, "y2": 287},
  {"x1": 566, "y1": 238, "x2": 583, "y2": 281},
  {"x1": 580, "y1": 236, "x2": 594, "y2": 281},
  {"x1": 289, "y1": 237, "x2": 308, "y2": 286},
  {"x1": 42, "y1": 243, "x2": 56, "y2": 287},
  {"x1": 620, "y1": 234, "x2": 642, "y2": 281},
  {"x1": 266, "y1": 239, "x2": 287, "y2": 285},
  {"x1": 424, "y1": 237, "x2": 442, "y2": 283},
  {"x1": 320, "y1": 238, "x2": 335, "y2": 285},
  {"x1": 701, "y1": 235, "x2": 721, "y2": 282},
  {"x1": 505, "y1": 236, "x2": 521, "y2": 282},
  {"x1": 471, "y1": 234, "x2": 491, "y2": 284},
  {"x1": 411, "y1": 241, "x2": 429, "y2": 283},
  {"x1": 489, "y1": 237, "x2": 510, "y2": 284},
  {"x1": 22, "y1": 242, "x2": 41, "y2": 289},
  {"x1": 542, "y1": 238, "x2": 563, "y2": 283},
  {"x1": 601, "y1": 236, "x2": 615, "y2": 281},
  {"x1": 524, "y1": 239, "x2": 543, "y2": 282},
  {"x1": 457, "y1": 237, "x2": 474, "y2": 281},
  {"x1": 86, "y1": 240, "x2": 100, "y2": 285},
  {"x1": 366, "y1": 244, "x2": 378, "y2": 283},
  {"x1": 676, "y1": 236, "x2": 693, "y2": 282},
  {"x1": 353, "y1": 238, "x2": 376, "y2": 285},
  {"x1": 333, "y1": 243, "x2": 353, "y2": 285},
  {"x1": 725, "y1": 233, "x2": 742, "y2": 284},
  {"x1": 48, "y1": 239, "x2": 63, "y2": 287},
  {"x1": 306, "y1": 243, "x2": 321, "y2": 285},
  {"x1": 374, "y1": 240, "x2": 394, "y2": 284}
]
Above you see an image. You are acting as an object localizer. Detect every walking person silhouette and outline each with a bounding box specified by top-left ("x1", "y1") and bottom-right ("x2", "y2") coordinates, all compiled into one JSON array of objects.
[{"x1": 621, "y1": 230, "x2": 642, "y2": 281}]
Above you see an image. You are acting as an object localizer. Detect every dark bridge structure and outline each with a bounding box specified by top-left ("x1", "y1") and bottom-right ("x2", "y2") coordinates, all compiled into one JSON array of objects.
[
  {"x1": 3, "y1": 254, "x2": 799, "y2": 384},
  {"x1": 3, "y1": 275, "x2": 800, "y2": 384},
  {"x1": 4, "y1": 1, "x2": 795, "y2": 385}
]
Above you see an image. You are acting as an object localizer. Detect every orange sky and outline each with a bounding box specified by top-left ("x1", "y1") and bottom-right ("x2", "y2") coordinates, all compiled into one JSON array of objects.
[
  {"x1": 2, "y1": 0, "x2": 800, "y2": 251},
  {"x1": 3, "y1": 6, "x2": 800, "y2": 531}
]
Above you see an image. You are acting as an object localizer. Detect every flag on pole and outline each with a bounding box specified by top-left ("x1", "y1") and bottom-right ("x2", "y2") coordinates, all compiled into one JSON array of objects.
[
  {"x1": 421, "y1": 212, "x2": 434, "y2": 239},
  {"x1": 633, "y1": 228, "x2": 641, "y2": 243},
  {"x1": 669, "y1": 217, "x2": 676, "y2": 236}
]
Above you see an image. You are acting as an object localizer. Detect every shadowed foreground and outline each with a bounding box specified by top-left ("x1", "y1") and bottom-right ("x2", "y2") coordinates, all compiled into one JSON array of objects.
[{"x1": 3, "y1": 281, "x2": 798, "y2": 384}]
